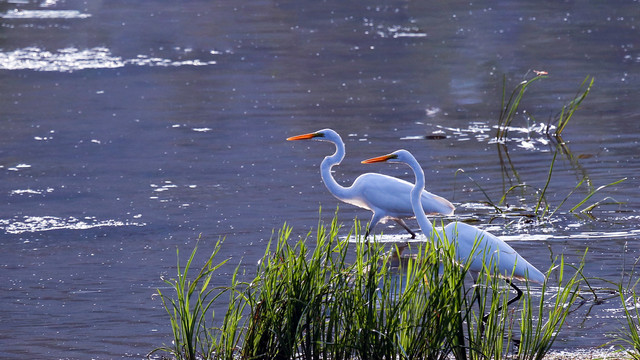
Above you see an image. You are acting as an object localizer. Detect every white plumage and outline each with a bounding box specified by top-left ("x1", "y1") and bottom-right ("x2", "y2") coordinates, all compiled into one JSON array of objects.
[
  {"x1": 362, "y1": 149, "x2": 546, "y2": 284},
  {"x1": 287, "y1": 129, "x2": 454, "y2": 238}
]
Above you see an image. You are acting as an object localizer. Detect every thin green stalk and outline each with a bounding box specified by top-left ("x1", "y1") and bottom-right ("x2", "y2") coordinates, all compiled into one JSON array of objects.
[
  {"x1": 554, "y1": 76, "x2": 594, "y2": 136},
  {"x1": 517, "y1": 253, "x2": 584, "y2": 360},
  {"x1": 547, "y1": 177, "x2": 585, "y2": 218},
  {"x1": 149, "y1": 239, "x2": 229, "y2": 360},
  {"x1": 497, "y1": 74, "x2": 547, "y2": 141},
  {"x1": 569, "y1": 177, "x2": 627, "y2": 213},
  {"x1": 605, "y1": 254, "x2": 640, "y2": 359},
  {"x1": 455, "y1": 168, "x2": 503, "y2": 213},
  {"x1": 534, "y1": 150, "x2": 558, "y2": 217}
]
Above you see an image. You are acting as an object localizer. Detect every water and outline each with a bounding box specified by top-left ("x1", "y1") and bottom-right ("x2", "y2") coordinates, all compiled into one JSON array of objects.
[{"x1": 0, "y1": 0, "x2": 639, "y2": 358}]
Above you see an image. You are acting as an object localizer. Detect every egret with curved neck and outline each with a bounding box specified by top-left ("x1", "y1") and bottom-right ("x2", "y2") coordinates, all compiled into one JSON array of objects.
[
  {"x1": 362, "y1": 149, "x2": 546, "y2": 307},
  {"x1": 287, "y1": 129, "x2": 455, "y2": 238}
]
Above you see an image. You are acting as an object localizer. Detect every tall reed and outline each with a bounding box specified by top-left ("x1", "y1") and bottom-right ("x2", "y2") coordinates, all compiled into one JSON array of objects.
[
  {"x1": 151, "y1": 211, "x2": 584, "y2": 360},
  {"x1": 149, "y1": 239, "x2": 231, "y2": 360},
  {"x1": 517, "y1": 255, "x2": 584, "y2": 360}
]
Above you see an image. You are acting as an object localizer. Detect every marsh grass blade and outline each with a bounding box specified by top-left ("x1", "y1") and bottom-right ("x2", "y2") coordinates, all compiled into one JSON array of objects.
[
  {"x1": 455, "y1": 168, "x2": 503, "y2": 213},
  {"x1": 552, "y1": 76, "x2": 594, "y2": 137},
  {"x1": 533, "y1": 150, "x2": 558, "y2": 217},
  {"x1": 518, "y1": 255, "x2": 584, "y2": 360},
  {"x1": 497, "y1": 74, "x2": 547, "y2": 141},
  {"x1": 604, "y1": 256, "x2": 640, "y2": 359},
  {"x1": 617, "y1": 287, "x2": 640, "y2": 360},
  {"x1": 569, "y1": 177, "x2": 627, "y2": 213},
  {"x1": 149, "y1": 239, "x2": 229, "y2": 360}
]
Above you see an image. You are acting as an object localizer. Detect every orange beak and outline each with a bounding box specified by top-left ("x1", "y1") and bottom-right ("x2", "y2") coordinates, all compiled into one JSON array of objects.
[
  {"x1": 361, "y1": 154, "x2": 396, "y2": 164},
  {"x1": 286, "y1": 132, "x2": 319, "y2": 141}
]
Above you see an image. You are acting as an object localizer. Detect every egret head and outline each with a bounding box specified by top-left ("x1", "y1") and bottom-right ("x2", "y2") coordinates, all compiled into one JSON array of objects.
[
  {"x1": 286, "y1": 128, "x2": 341, "y2": 143},
  {"x1": 361, "y1": 149, "x2": 413, "y2": 165}
]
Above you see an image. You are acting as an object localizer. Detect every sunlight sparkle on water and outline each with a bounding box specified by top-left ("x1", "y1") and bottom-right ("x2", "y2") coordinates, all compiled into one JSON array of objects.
[
  {"x1": 7, "y1": 163, "x2": 31, "y2": 171},
  {"x1": 1, "y1": 9, "x2": 91, "y2": 19},
  {"x1": 0, "y1": 216, "x2": 145, "y2": 234},
  {"x1": 10, "y1": 188, "x2": 54, "y2": 196},
  {"x1": 0, "y1": 47, "x2": 218, "y2": 72}
]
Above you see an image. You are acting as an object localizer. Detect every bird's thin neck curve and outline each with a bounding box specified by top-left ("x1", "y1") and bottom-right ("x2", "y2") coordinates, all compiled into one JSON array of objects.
[
  {"x1": 320, "y1": 138, "x2": 350, "y2": 200},
  {"x1": 407, "y1": 156, "x2": 437, "y2": 239}
]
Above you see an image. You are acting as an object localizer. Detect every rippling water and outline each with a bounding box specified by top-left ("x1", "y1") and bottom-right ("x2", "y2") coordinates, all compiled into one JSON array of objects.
[
  {"x1": 0, "y1": 46, "x2": 219, "y2": 71},
  {"x1": 1, "y1": 0, "x2": 639, "y2": 358}
]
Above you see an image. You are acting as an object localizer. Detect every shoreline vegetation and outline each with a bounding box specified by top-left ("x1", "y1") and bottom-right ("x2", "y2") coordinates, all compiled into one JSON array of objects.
[
  {"x1": 150, "y1": 215, "x2": 569, "y2": 360},
  {"x1": 149, "y1": 74, "x2": 638, "y2": 359},
  {"x1": 148, "y1": 213, "x2": 640, "y2": 360}
]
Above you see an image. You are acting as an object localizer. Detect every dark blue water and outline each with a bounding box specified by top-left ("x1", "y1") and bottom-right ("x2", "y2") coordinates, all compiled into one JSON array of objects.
[{"x1": 1, "y1": 0, "x2": 639, "y2": 358}]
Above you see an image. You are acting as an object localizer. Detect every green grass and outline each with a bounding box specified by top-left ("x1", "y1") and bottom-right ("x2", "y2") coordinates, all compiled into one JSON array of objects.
[
  {"x1": 466, "y1": 73, "x2": 627, "y2": 222},
  {"x1": 457, "y1": 147, "x2": 626, "y2": 222},
  {"x1": 148, "y1": 238, "x2": 233, "y2": 360},
  {"x1": 495, "y1": 72, "x2": 594, "y2": 142},
  {"x1": 607, "y1": 258, "x2": 640, "y2": 359},
  {"x1": 549, "y1": 76, "x2": 595, "y2": 138},
  {"x1": 516, "y1": 254, "x2": 584, "y2": 360},
  {"x1": 150, "y1": 210, "x2": 584, "y2": 360},
  {"x1": 496, "y1": 73, "x2": 547, "y2": 141},
  {"x1": 480, "y1": 167, "x2": 624, "y2": 221}
]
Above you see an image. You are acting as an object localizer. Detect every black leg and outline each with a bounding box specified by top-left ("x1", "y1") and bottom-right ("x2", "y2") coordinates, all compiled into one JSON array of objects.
[
  {"x1": 481, "y1": 279, "x2": 523, "y2": 326},
  {"x1": 505, "y1": 279, "x2": 523, "y2": 307},
  {"x1": 395, "y1": 219, "x2": 417, "y2": 239}
]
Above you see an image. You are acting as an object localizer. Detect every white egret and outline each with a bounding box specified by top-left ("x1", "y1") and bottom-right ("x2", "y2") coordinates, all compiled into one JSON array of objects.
[
  {"x1": 362, "y1": 149, "x2": 546, "y2": 308},
  {"x1": 287, "y1": 129, "x2": 454, "y2": 239}
]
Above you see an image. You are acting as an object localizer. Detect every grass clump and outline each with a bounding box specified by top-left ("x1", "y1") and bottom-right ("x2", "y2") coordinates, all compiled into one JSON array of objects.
[
  {"x1": 241, "y1": 215, "x2": 473, "y2": 359},
  {"x1": 495, "y1": 72, "x2": 594, "y2": 142},
  {"x1": 456, "y1": 149, "x2": 626, "y2": 222},
  {"x1": 150, "y1": 211, "x2": 584, "y2": 360},
  {"x1": 496, "y1": 72, "x2": 547, "y2": 141},
  {"x1": 472, "y1": 73, "x2": 624, "y2": 222},
  {"x1": 608, "y1": 258, "x2": 640, "y2": 359},
  {"x1": 149, "y1": 238, "x2": 233, "y2": 360}
]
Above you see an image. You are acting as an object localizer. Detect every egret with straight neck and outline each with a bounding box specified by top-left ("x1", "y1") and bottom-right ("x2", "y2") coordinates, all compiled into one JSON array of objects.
[{"x1": 287, "y1": 129, "x2": 454, "y2": 239}]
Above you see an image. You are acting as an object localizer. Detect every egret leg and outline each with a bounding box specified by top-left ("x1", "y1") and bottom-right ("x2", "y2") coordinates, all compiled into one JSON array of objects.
[
  {"x1": 481, "y1": 279, "x2": 523, "y2": 329},
  {"x1": 505, "y1": 279, "x2": 524, "y2": 307},
  {"x1": 394, "y1": 219, "x2": 417, "y2": 239},
  {"x1": 364, "y1": 212, "x2": 384, "y2": 239}
]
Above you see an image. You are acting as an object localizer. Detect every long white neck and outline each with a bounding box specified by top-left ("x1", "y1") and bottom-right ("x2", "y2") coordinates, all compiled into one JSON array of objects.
[
  {"x1": 320, "y1": 139, "x2": 351, "y2": 200},
  {"x1": 406, "y1": 155, "x2": 437, "y2": 240}
]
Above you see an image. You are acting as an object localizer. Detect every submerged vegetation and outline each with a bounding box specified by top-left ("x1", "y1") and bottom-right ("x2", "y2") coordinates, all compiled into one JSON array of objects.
[
  {"x1": 150, "y1": 212, "x2": 584, "y2": 360},
  {"x1": 456, "y1": 72, "x2": 625, "y2": 222},
  {"x1": 456, "y1": 150, "x2": 626, "y2": 222},
  {"x1": 496, "y1": 72, "x2": 594, "y2": 142}
]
